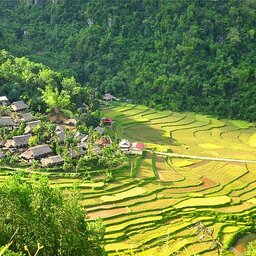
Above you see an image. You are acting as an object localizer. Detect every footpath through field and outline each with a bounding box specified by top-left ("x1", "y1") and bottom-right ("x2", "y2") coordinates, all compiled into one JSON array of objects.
[{"x1": 147, "y1": 150, "x2": 256, "y2": 164}]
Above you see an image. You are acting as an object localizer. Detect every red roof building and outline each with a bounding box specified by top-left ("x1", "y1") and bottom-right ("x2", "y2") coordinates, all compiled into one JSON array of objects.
[
  {"x1": 129, "y1": 142, "x2": 144, "y2": 155},
  {"x1": 97, "y1": 136, "x2": 112, "y2": 148},
  {"x1": 101, "y1": 117, "x2": 113, "y2": 126}
]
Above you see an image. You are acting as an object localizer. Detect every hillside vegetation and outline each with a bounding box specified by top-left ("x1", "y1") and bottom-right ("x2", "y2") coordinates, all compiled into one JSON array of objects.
[
  {"x1": 0, "y1": 0, "x2": 256, "y2": 120},
  {"x1": 0, "y1": 49, "x2": 100, "y2": 122}
]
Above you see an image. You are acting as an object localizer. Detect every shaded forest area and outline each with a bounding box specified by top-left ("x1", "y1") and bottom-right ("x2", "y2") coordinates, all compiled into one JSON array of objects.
[{"x1": 0, "y1": 0, "x2": 255, "y2": 120}]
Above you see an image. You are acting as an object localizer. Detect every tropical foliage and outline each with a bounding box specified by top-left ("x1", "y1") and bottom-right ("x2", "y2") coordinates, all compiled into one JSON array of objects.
[
  {"x1": 0, "y1": 175, "x2": 105, "y2": 256},
  {"x1": 0, "y1": 0, "x2": 255, "y2": 120}
]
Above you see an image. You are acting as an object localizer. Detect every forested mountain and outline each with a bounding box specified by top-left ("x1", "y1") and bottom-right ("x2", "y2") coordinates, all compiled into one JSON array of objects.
[{"x1": 0, "y1": 0, "x2": 255, "y2": 120}]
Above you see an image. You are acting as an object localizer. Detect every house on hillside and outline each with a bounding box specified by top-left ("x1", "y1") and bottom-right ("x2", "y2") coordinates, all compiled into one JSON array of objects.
[
  {"x1": 56, "y1": 130, "x2": 65, "y2": 143},
  {"x1": 102, "y1": 93, "x2": 117, "y2": 101},
  {"x1": 20, "y1": 144, "x2": 53, "y2": 160},
  {"x1": 92, "y1": 146, "x2": 102, "y2": 156},
  {"x1": 101, "y1": 117, "x2": 113, "y2": 126},
  {"x1": 81, "y1": 135, "x2": 88, "y2": 142},
  {"x1": 0, "y1": 96, "x2": 9, "y2": 106},
  {"x1": 25, "y1": 120, "x2": 41, "y2": 134},
  {"x1": 77, "y1": 134, "x2": 89, "y2": 148},
  {"x1": 69, "y1": 146, "x2": 85, "y2": 159},
  {"x1": 0, "y1": 116, "x2": 14, "y2": 129},
  {"x1": 97, "y1": 136, "x2": 112, "y2": 148},
  {"x1": 4, "y1": 134, "x2": 31, "y2": 148},
  {"x1": 94, "y1": 126, "x2": 104, "y2": 136},
  {"x1": 129, "y1": 142, "x2": 144, "y2": 155},
  {"x1": 21, "y1": 112, "x2": 34, "y2": 122},
  {"x1": 41, "y1": 155, "x2": 64, "y2": 167},
  {"x1": 11, "y1": 101, "x2": 29, "y2": 112},
  {"x1": 63, "y1": 118, "x2": 77, "y2": 126},
  {"x1": 56, "y1": 125, "x2": 64, "y2": 132},
  {"x1": 119, "y1": 139, "x2": 131, "y2": 153},
  {"x1": 74, "y1": 132, "x2": 84, "y2": 140}
]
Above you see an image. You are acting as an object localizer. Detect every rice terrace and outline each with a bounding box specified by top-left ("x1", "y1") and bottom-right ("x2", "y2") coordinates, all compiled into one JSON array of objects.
[
  {"x1": 1, "y1": 102, "x2": 256, "y2": 255},
  {"x1": 96, "y1": 103, "x2": 256, "y2": 255}
]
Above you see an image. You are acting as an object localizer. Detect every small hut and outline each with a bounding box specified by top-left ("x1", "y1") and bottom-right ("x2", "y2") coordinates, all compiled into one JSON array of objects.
[
  {"x1": 41, "y1": 155, "x2": 64, "y2": 167},
  {"x1": 11, "y1": 101, "x2": 29, "y2": 112},
  {"x1": 20, "y1": 144, "x2": 52, "y2": 160}
]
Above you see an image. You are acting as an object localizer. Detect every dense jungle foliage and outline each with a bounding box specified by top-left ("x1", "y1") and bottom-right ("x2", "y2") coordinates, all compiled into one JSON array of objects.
[{"x1": 0, "y1": 0, "x2": 255, "y2": 120}]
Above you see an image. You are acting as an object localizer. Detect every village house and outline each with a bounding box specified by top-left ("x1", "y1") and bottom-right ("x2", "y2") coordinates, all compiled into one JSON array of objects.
[
  {"x1": 11, "y1": 101, "x2": 29, "y2": 112},
  {"x1": 76, "y1": 134, "x2": 88, "y2": 148},
  {"x1": 94, "y1": 126, "x2": 104, "y2": 136},
  {"x1": 56, "y1": 130, "x2": 65, "y2": 143},
  {"x1": 63, "y1": 118, "x2": 77, "y2": 126},
  {"x1": 20, "y1": 144, "x2": 53, "y2": 160},
  {"x1": 102, "y1": 93, "x2": 117, "y2": 101},
  {"x1": 77, "y1": 134, "x2": 89, "y2": 149},
  {"x1": 101, "y1": 117, "x2": 113, "y2": 126},
  {"x1": 119, "y1": 139, "x2": 131, "y2": 153},
  {"x1": 97, "y1": 136, "x2": 112, "y2": 148},
  {"x1": 81, "y1": 135, "x2": 88, "y2": 142},
  {"x1": 24, "y1": 120, "x2": 41, "y2": 134},
  {"x1": 0, "y1": 116, "x2": 14, "y2": 129},
  {"x1": 74, "y1": 132, "x2": 84, "y2": 140},
  {"x1": 4, "y1": 134, "x2": 31, "y2": 148},
  {"x1": 56, "y1": 125, "x2": 63, "y2": 131},
  {"x1": 129, "y1": 142, "x2": 144, "y2": 155},
  {"x1": 21, "y1": 112, "x2": 34, "y2": 122},
  {"x1": 78, "y1": 141, "x2": 88, "y2": 149},
  {"x1": 69, "y1": 146, "x2": 85, "y2": 159},
  {"x1": 74, "y1": 132, "x2": 88, "y2": 142},
  {"x1": 41, "y1": 155, "x2": 64, "y2": 167},
  {"x1": 92, "y1": 145, "x2": 103, "y2": 156},
  {"x1": 0, "y1": 96, "x2": 9, "y2": 106}
]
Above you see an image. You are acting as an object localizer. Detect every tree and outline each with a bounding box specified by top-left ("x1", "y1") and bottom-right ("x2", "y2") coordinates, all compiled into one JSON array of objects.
[
  {"x1": 40, "y1": 85, "x2": 71, "y2": 114},
  {"x1": 0, "y1": 175, "x2": 105, "y2": 256},
  {"x1": 28, "y1": 135, "x2": 39, "y2": 147}
]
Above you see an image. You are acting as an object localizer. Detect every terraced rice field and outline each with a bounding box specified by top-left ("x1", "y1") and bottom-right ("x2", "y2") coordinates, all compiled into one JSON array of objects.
[
  {"x1": 97, "y1": 103, "x2": 256, "y2": 255},
  {"x1": 1, "y1": 103, "x2": 256, "y2": 255}
]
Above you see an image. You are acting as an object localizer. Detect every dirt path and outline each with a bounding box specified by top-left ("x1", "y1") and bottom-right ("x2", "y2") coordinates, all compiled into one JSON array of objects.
[{"x1": 147, "y1": 150, "x2": 256, "y2": 164}]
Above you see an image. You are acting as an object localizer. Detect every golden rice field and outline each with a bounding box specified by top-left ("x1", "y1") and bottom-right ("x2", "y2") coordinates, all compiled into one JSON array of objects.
[
  {"x1": 96, "y1": 103, "x2": 256, "y2": 255},
  {"x1": 1, "y1": 103, "x2": 256, "y2": 255}
]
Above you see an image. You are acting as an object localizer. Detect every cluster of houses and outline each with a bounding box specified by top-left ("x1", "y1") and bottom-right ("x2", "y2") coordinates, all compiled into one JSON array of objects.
[
  {"x1": 101, "y1": 117, "x2": 144, "y2": 155},
  {"x1": 0, "y1": 95, "x2": 144, "y2": 169},
  {"x1": 0, "y1": 96, "x2": 90, "y2": 167},
  {"x1": 119, "y1": 140, "x2": 144, "y2": 155}
]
